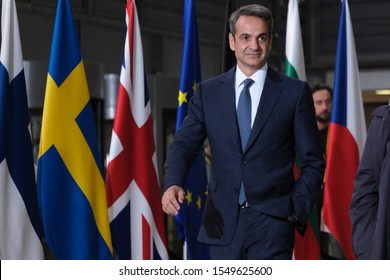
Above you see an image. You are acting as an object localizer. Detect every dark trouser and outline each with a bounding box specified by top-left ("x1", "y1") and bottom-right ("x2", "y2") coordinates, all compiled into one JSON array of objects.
[{"x1": 209, "y1": 206, "x2": 295, "y2": 260}]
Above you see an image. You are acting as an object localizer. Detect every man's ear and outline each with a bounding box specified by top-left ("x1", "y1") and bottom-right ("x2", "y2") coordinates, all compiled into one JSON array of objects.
[{"x1": 229, "y1": 33, "x2": 235, "y2": 51}]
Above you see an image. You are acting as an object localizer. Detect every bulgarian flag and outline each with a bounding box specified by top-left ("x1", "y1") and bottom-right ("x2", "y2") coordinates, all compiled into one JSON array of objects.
[
  {"x1": 285, "y1": 0, "x2": 321, "y2": 260},
  {"x1": 285, "y1": 0, "x2": 306, "y2": 81}
]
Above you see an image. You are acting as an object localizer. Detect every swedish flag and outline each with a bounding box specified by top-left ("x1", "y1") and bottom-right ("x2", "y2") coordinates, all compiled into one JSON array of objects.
[{"x1": 37, "y1": 0, "x2": 113, "y2": 259}]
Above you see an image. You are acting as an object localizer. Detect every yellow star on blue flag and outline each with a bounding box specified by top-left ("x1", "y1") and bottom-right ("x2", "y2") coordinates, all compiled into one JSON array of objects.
[{"x1": 174, "y1": 0, "x2": 209, "y2": 260}]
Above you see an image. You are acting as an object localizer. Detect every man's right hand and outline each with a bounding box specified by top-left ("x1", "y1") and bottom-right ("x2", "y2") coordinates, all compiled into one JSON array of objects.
[{"x1": 161, "y1": 185, "x2": 185, "y2": 216}]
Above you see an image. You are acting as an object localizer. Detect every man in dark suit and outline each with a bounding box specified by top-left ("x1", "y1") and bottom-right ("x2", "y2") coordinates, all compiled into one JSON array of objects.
[
  {"x1": 350, "y1": 105, "x2": 390, "y2": 259},
  {"x1": 161, "y1": 4, "x2": 324, "y2": 259}
]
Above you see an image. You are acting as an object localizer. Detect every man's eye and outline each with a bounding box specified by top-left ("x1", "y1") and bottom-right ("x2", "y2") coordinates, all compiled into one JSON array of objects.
[{"x1": 259, "y1": 36, "x2": 267, "y2": 42}]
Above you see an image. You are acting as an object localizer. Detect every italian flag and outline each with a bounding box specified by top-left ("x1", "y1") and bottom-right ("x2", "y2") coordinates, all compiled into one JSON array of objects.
[{"x1": 285, "y1": 0, "x2": 321, "y2": 260}]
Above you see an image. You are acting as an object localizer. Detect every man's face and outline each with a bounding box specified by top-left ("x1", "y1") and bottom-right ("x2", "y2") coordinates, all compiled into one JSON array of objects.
[
  {"x1": 229, "y1": 15, "x2": 272, "y2": 76},
  {"x1": 312, "y1": 89, "x2": 332, "y2": 123}
]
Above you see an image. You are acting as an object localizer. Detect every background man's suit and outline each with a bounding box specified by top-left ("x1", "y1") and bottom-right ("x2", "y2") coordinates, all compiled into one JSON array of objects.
[{"x1": 164, "y1": 66, "x2": 325, "y2": 249}]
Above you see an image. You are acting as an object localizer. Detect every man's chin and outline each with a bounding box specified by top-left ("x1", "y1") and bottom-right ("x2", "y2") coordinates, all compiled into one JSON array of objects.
[{"x1": 317, "y1": 115, "x2": 330, "y2": 123}]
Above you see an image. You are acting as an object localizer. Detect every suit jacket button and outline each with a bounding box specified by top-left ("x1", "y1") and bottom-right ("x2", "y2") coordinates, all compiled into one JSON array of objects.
[
  {"x1": 234, "y1": 188, "x2": 239, "y2": 193},
  {"x1": 287, "y1": 215, "x2": 298, "y2": 224},
  {"x1": 240, "y1": 160, "x2": 246, "y2": 164}
]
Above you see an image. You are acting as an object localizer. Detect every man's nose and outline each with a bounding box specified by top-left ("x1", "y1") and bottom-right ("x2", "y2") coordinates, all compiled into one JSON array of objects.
[
  {"x1": 320, "y1": 102, "x2": 328, "y2": 110},
  {"x1": 250, "y1": 38, "x2": 260, "y2": 49}
]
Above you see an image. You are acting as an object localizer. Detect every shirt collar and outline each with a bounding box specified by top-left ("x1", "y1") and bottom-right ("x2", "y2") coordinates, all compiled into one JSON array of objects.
[{"x1": 236, "y1": 64, "x2": 268, "y2": 88}]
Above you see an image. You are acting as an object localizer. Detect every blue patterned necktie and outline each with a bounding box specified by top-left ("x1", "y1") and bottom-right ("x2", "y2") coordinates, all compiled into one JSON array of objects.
[{"x1": 237, "y1": 78, "x2": 254, "y2": 204}]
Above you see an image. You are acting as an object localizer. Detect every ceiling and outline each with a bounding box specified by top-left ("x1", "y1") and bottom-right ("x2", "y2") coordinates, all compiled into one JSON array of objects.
[
  {"x1": 14, "y1": 0, "x2": 390, "y2": 105},
  {"x1": 15, "y1": 0, "x2": 390, "y2": 70}
]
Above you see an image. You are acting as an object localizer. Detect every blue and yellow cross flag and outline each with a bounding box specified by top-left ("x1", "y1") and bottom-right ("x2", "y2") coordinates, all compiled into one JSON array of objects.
[
  {"x1": 174, "y1": 0, "x2": 210, "y2": 260},
  {"x1": 36, "y1": 0, "x2": 113, "y2": 259}
]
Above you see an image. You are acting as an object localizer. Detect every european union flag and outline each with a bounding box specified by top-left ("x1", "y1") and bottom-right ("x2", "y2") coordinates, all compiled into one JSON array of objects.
[
  {"x1": 174, "y1": 0, "x2": 210, "y2": 260},
  {"x1": 36, "y1": 0, "x2": 113, "y2": 259}
]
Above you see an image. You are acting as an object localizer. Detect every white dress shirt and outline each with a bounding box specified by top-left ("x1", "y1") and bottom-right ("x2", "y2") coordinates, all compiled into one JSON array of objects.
[{"x1": 235, "y1": 64, "x2": 268, "y2": 127}]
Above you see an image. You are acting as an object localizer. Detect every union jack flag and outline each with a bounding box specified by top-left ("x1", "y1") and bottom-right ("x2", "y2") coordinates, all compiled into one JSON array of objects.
[{"x1": 105, "y1": 0, "x2": 168, "y2": 260}]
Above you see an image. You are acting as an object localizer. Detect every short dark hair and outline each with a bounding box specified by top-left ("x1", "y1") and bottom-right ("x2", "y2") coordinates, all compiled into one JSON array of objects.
[
  {"x1": 311, "y1": 83, "x2": 333, "y2": 97},
  {"x1": 229, "y1": 4, "x2": 273, "y2": 36}
]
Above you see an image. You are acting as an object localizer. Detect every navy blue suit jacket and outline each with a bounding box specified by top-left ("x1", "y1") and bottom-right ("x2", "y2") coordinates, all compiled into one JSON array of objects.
[{"x1": 163, "y1": 66, "x2": 325, "y2": 246}]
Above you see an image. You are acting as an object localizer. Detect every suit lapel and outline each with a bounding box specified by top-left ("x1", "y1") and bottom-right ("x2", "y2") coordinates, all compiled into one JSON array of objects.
[
  {"x1": 217, "y1": 67, "x2": 284, "y2": 154},
  {"x1": 217, "y1": 67, "x2": 242, "y2": 148},
  {"x1": 245, "y1": 67, "x2": 283, "y2": 152}
]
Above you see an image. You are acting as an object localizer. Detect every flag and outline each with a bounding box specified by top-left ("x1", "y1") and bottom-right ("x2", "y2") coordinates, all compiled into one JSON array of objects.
[
  {"x1": 220, "y1": 0, "x2": 236, "y2": 73},
  {"x1": 285, "y1": 0, "x2": 306, "y2": 81},
  {"x1": 105, "y1": 0, "x2": 168, "y2": 260},
  {"x1": 285, "y1": 0, "x2": 321, "y2": 260},
  {"x1": 322, "y1": 0, "x2": 366, "y2": 260},
  {"x1": 36, "y1": 0, "x2": 113, "y2": 259},
  {"x1": 174, "y1": 0, "x2": 209, "y2": 260},
  {"x1": 0, "y1": 0, "x2": 44, "y2": 259}
]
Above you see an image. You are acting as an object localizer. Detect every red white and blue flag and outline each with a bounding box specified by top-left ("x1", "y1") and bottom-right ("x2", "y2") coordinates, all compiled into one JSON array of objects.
[
  {"x1": 105, "y1": 0, "x2": 168, "y2": 260},
  {"x1": 0, "y1": 0, "x2": 44, "y2": 259},
  {"x1": 322, "y1": 0, "x2": 366, "y2": 260}
]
